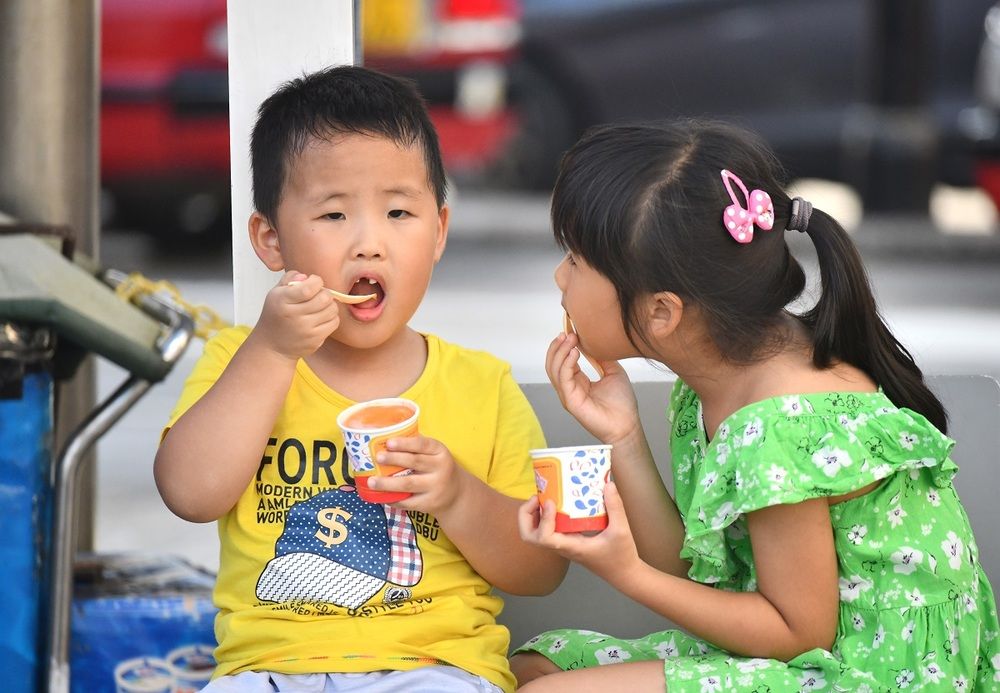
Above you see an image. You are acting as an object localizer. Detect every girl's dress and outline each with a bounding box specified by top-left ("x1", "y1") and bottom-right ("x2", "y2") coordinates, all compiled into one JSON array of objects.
[{"x1": 515, "y1": 382, "x2": 1000, "y2": 691}]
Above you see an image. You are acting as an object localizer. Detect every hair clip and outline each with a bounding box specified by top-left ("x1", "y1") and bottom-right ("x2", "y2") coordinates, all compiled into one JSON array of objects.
[{"x1": 720, "y1": 169, "x2": 774, "y2": 244}]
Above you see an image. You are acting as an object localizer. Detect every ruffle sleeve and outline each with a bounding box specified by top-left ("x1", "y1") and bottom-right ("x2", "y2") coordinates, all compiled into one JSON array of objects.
[{"x1": 675, "y1": 392, "x2": 956, "y2": 586}]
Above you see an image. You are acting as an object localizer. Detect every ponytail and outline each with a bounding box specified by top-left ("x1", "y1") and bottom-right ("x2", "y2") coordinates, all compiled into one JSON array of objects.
[{"x1": 800, "y1": 210, "x2": 948, "y2": 433}]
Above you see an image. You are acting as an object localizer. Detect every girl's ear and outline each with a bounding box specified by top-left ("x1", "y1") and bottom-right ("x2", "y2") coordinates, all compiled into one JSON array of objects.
[
  {"x1": 248, "y1": 212, "x2": 284, "y2": 271},
  {"x1": 646, "y1": 291, "x2": 684, "y2": 341}
]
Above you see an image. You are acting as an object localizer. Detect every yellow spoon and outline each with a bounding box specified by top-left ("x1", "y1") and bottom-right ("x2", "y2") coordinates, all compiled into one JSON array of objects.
[
  {"x1": 288, "y1": 280, "x2": 376, "y2": 305},
  {"x1": 563, "y1": 311, "x2": 605, "y2": 377}
]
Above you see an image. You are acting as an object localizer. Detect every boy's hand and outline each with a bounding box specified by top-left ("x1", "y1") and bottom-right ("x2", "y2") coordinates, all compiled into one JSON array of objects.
[
  {"x1": 367, "y1": 435, "x2": 469, "y2": 516},
  {"x1": 518, "y1": 482, "x2": 642, "y2": 588},
  {"x1": 547, "y1": 332, "x2": 641, "y2": 445},
  {"x1": 252, "y1": 271, "x2": 340, "y2": 361}
]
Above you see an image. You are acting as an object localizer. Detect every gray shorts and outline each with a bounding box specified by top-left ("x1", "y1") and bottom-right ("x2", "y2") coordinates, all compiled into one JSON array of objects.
[{"x1": 198, "y1": 665, "x2": 505, "y2": 692}]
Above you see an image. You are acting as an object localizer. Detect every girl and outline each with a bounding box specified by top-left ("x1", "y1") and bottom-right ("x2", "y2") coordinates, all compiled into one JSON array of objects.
[{"x1": 512, "y1": 121, "x2": 1000, "y2": 691}]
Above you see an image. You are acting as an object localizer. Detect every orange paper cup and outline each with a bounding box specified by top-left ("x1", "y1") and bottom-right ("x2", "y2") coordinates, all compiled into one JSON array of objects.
[
  {"x1": 337, "y1": 398, "x2": 420, "y2": 504},
  {"x1": 530, "y1": 444, "x2": 612, "y2": 533}
]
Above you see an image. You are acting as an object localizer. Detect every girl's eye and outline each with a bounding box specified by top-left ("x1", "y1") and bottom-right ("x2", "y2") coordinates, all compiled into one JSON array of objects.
[
  {"x1": 324, "y1": 212, "x2": 345, "y2": 221},
  {"x1": 388, "y1": 209, "x2": 410, "y2": 219}
]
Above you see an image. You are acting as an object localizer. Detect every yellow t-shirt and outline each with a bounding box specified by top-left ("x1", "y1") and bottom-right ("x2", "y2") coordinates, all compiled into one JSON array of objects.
[{"x1": 163, "y1": 326, "x2": 545, "y2": 692}]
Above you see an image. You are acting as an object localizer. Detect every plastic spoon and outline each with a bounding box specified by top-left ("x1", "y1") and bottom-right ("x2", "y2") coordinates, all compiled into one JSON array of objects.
[
  {"x1": 288, "y1": 280, "x2": 376, "y2": 305},
  {"x1": 563, "y1": 311, "x2": 605, "y2": 377}
]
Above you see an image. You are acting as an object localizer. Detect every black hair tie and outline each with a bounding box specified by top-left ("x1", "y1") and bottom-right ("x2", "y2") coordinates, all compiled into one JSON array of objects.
[{"x1": 787, "y1": 197, "x2": 813, "y2": 233}]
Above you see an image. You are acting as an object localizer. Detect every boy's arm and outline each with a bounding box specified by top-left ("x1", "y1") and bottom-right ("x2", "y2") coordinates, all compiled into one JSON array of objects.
[
  {"x1": 155, "y1": 273, "x2": 339, "y2": 522},
  {"x1": 154, "y1": 331, "x2": 298, "y2": 522},
  {"x1": 437, "y1": 474, "x2": 569, "y2": 595}
]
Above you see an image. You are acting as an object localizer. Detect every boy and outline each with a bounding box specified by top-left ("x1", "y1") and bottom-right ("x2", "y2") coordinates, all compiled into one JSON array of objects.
[{"x1": 154, "y1": 65, "x2": 567, "y2": 692}]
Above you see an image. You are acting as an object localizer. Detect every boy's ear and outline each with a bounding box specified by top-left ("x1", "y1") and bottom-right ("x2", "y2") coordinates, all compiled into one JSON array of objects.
[
  {"x1": 248, "y1": 212, "x2": 284, "y2": 271},
  {"x1": 646, "y1": 291, "x2": 684, "y2": 341},
  {"x1": 432, "y1": 205, "x2": 450, "y2": 263}
]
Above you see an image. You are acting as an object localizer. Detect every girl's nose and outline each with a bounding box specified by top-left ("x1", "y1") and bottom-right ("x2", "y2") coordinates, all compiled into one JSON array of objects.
[{"x1": 554, "y1": 256, "x2": 569, "y2": 290}]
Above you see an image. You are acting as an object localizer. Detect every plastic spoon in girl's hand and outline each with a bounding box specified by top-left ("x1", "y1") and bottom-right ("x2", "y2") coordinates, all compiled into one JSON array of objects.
[
  {"x1": 287, "y1": 280, "x2": 376, "y2": 304},
  {"x1": 563, "y1": 311, "x2": 605, "y2": 377}
]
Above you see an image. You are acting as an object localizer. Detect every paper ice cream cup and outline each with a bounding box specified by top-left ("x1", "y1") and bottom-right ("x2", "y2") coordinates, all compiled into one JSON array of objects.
[
  {"x1": 338, "y1": 397, "x2": 419, "y2": 503},
  {"x1": 531, "y1": 444, "x2": 612, "y2": 533},
  {"x1": 166, "y1": 643, "x2": 215, "y2": 692},
  {"x1": 114, "y1": 657, "x2": 173, "y2": 693}
]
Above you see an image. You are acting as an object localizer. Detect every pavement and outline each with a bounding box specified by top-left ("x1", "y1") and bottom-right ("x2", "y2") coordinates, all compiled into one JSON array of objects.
[{"x1": 92, "y1": 186, "x2": 1000, "y2": 574}]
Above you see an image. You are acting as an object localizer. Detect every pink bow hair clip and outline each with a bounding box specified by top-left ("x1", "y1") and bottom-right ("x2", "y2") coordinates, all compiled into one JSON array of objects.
[{"x1": 720, "y1": 169, "x2": 774, "y2": 244}]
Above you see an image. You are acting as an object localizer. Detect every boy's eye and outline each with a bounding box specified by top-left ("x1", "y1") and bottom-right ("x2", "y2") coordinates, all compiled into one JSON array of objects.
[
  {"x1": 388, "y1": 209, "x2": 410, "y2": 219},
  {"x1": 324, "y1": 212, "x2": 345, "y2": 221}
]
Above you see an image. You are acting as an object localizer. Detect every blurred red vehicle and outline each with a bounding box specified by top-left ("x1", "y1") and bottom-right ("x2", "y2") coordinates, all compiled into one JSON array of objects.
[{"x1": 101, "y1": 0, "x2": 522, "y2": 247}]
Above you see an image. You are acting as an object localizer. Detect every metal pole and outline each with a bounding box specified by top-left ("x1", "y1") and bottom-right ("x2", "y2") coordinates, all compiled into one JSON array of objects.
[{"x1": 0, "y1": 0, "x2": 102, "y2": 549}]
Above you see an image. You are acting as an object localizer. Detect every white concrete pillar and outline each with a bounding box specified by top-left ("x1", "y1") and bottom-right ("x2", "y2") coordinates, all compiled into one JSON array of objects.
[{"x1": 227, "y1": 1, "x2": 358, "y2": 324}]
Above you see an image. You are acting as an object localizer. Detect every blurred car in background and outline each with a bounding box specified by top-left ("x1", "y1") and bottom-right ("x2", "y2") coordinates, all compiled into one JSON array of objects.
[
  {"x1": 101, "y1": 0, "x2": 521, "y2": 247},
  {"x1": 962, "y1": 2, "x2": 1000, "y2": 213},
  {"x1": 493, "y1": 0, "x2": 995, "y2": 203}
]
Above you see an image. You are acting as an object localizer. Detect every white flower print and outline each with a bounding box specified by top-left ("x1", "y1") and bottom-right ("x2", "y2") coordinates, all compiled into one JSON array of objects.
[
  {"x1": 856, "y1": 685, "x2": 873, "y2": 693},
  {"x1": 899, "y1": 431, "x2": 919, "y2": 450},
  {"x1": 992, "y1": 653, "x2": 1000, "y2": 681},
  {"x1": 901, "y1": 621, "x2": 916, "y2": 642},
  {"x1": 870, "y1": 463, "x2": 892, "y2": 479},
  {"x1": 712, "y1": 501, "x2": 736, "y2": 529},
  {"x1": 699, "y1": 676, "x2": 722, "y2": 693},
  {"x1": 887, "y1": 505, "x2": 908, "y2": 528},
  {"x1": 742, "y1": 418, "x2": 764, "y2": 446},
  {"x1": 547, "y1": 638, "x2": 568, "y2": 654},
  {"x1": 847, "y1": 524, "x2": 868, "y2": 545},
  {"x1": 701, "y1": 470, "x2": 719, "y2": 490},
  {"x1": 872, "y1": 624, "x2": 886, "y2": 649},
  {"x1": 927, "y1": 488, "x2": 941, "y2": 506},
  {"x1": 896, "y1": 670, "x2": 915, "y2": 688},
  {"x1": 654, "y1": 637, "x2": 679, "y2": 658},
  {"x1": 905, "y1": 587, "x2": 927, "y2": 606},
  {"x1": 718, "y1": 423, "x2": 730, "y2": 440},
  {"x1": 921, "y1": 523, "x2": 933, "y2": 537},
  {"x1": 781, "y1": 396, "x2": 805, "y2": 416},
  {"x1": 942, "y1": 531, "x2": 965, "y2": 570},
  {"x1": 953, "y1": 675, "x2": 969, "y2": 691},
  {"x1": 964, "y1": 593, "x2": 976, "y2": 614},
  {"x1": 798, "y1": 669, "x2": 826, "y2": 690},
  {"x1": 736, "y1": 659, "x2": 770, "y2": 673},
  {"x1": 891, "y1": 546, "x2": 924, "y2": 575},
  {"x1": 766, "y1": 464, "x2": 788, "y2": 488},
  {"x1": 925, "y1": 661, "x2": 945, "y2": 683},
  {"x1": 594, "y1": 646, "x2": 631, "y2": 665},
  {"x1": 839, "y1": 575, "x2": 874, "y2": 602},
  {"x1": 812, "y1": 446, "x2": 853, "y2": 477},
  {"x1": 715, "y1": 442, "x2": 730, "y2": 465},
  {"x1": 852, "y1": 613, "x2": 866, "y2": 631}
]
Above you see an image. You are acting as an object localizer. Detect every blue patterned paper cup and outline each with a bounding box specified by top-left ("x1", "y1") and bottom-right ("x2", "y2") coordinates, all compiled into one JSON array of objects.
[
  {"x1": 530, "y1": 444, "x2": 612, "y2": 532},
  {"x1": 337, "y1": 398, "x2": 419, "y2": 503}
]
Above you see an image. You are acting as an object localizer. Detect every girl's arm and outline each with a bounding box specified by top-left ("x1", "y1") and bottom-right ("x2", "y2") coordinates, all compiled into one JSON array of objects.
[
  {"x1": 523, "y1": 487, "x2": 839, "y2": 660},
  {"x1": 545, "y1": 333, "x2": 689, "y2": 576}
]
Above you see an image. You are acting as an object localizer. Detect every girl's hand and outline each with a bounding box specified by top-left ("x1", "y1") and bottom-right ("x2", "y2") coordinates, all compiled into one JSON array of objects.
[
  {"x1": 368, "y1": 435, "x2": 468, "y2": 516},
  {"x1": 546, "y1": 332, "x2": 641, "y2": 444},
  {"x1": 252, "y1": 271, "x2": 341, "y2": 361},
  {"x1": 518, "y1": 482, "x2": 642, "y2": 588}
]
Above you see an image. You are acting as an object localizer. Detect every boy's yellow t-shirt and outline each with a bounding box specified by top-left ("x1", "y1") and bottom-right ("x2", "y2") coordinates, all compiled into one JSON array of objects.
[{"x1": 163, "y1": 326, "x2": 545, "y2": 692}]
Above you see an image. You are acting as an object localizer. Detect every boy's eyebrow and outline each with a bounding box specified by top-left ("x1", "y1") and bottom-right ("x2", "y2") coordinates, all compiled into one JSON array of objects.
[
  {"x1": 383, "y1": 186, "x2": 423, "y2": 198},
  {"x1": 311, "y1": 186, "x2": 424, "y2": 204}
]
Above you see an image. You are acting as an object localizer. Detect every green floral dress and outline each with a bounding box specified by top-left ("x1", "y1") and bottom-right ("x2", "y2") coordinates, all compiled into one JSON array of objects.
[{"x1": 515, "y1": 382, "x2": 1000, "y2": 691}]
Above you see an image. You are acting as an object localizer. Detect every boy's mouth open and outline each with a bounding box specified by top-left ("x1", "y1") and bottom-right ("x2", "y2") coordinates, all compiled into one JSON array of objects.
[{"x1": 347, "y1": 276, "x2": 385, "y2": 320}]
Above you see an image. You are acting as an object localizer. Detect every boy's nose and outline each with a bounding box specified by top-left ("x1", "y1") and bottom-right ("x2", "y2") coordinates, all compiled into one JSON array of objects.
[{"x1": 352, "y1": 222, "x2": 386, "y2": 258}]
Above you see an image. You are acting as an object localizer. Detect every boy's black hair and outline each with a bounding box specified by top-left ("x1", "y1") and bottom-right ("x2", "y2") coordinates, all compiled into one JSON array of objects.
[
  {"x1": 251, "y1": 64, "x2": 447, "y2": 222},
  {"x1": 553, "y1": 120, "x2": 947, "y2": 432}
]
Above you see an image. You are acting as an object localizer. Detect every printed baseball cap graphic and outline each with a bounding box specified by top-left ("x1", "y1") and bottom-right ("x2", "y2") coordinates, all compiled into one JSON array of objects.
[{"x1": 256, "y1": 489, "x2": 422, "y2": 609}]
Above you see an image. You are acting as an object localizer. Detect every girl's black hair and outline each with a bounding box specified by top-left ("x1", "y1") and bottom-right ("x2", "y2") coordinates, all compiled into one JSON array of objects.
[
  {"x1": 552, "y1": 120, "x2": 947, "y2": 432},
  {"x1": 250, "y1": 65, "x2": 447, "y2": 223}
]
